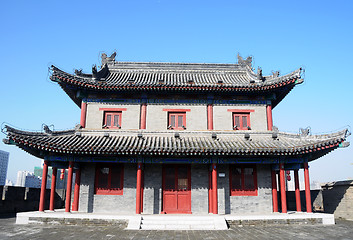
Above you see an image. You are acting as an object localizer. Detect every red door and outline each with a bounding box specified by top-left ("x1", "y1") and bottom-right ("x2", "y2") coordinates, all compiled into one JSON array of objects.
[{"x1": 162, "y1": 165, "x2": 191, "y2": 214}]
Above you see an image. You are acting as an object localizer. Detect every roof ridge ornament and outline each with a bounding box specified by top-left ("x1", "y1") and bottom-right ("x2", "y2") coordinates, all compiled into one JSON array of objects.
[
  {"x1": 92, "y1": 64, "x2": 109, "y2": 81},
  {"x1": 300, "y1": 127, "x2": 311, "y2": 137},
  {"x1": 42, "y1": 124, "x2": 54, "y2": 135},
  {"x1": 257, "y1": 67, "x2": 264, "y2": 81},
  {"x1": 272, "y1": 71, "x2": 280, "y2": 78},
  {"x1": 101, "y1": 52, "x2": 117, "y2": 66},
  {"x1": 237, "y1": 53, "x2": 252, "y2": 68}
]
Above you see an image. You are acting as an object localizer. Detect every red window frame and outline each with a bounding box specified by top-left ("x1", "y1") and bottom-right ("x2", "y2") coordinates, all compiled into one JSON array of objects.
[
  {"x1": 104, "y1": 111, "x2": 122, "y2": 129},
  {"x1": 232, "y1": 113, "x2": 250, "y2": 130},
  {"x1": 95, "y1": 164, "x2": 124, "y2": 195},
  {"x1": 229, "y1": 165, "x2": 258, "y2": 196},
  {"x1": 168, "y1": 112, "x2": 186, "y2": 130}
]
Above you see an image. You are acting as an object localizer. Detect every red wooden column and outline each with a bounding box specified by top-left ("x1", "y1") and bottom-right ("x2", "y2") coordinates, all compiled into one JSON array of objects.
[
  {"x1": 136, "y1": 163, "x2": 143, "y2": 214},
  {"x1": 266, "y1": 104, "x2": 273, "y2": 131},
  {"x1": 294, "y1": 169, "x2": 301, "y2": 212},
  {"x1": 65, "y1": 161, "x2": 74, "y2": 213},
  {"x1": 39, "y1": 161, "x2": 49, "y2": 212},
  {"x1": 271, "y1": 170, "x2": 278, "y2": 212},
  {"x1": 279, "y1": 163, "x2": 287, "y2": 213},
  {"x1": 207, "y1": 104, "x2": 214, "y2": 214},
  {"x1": 277, "y1": 173, "x2": 281, "y2": 210},
  {"x1": 49, "y1": 167, "x2": 57, "y2": 211},
  {"x1": 208, "y1": 170, "x2": 213, "y2": 213},
  {"x1": 304, "y1": 162, "x2": 312, "y2": 213},
  {"x1": 72, "y1": 168, "x2": 81, "y2": 212},
  {"x1": 140, "y1": 103, "x2": 147, "y2": 129},
  {"x1": 80, "y1": 100, "x2": 87, "y2": 128},
  {"x1": 211, "y1": 163, "x2": 218, "y2": 214},
  {"x1": 207, "y1": 104, "x2": 213, "y2": 130}
]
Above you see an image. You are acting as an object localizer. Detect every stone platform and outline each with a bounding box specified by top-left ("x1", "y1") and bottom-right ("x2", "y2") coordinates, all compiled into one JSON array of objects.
[{"x1": 15, "y1": 210, "x2": 335, "y2": 230}]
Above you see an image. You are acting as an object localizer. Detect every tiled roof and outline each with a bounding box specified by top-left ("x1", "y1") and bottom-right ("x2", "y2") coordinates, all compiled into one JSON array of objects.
[
  {"x1": 51, "y1": 63, "x2": 302, "y2": 92},
  {"x1": 3, "y1": 125, "x2": 348, "y2": 162},
  {"x1": 50, "y1": 56, "x2": 303, "y2": 108}
]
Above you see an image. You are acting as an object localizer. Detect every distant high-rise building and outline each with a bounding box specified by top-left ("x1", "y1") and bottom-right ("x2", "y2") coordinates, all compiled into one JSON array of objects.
[
  {"x1": 25, "y1": 174, "x2": 42, "y2": 188},
  {"x1": 34, "y1": 166, "x2": 67, "y2": 189},
  {"x1": 5, "y1": 179, "x2": 13, "y2": 186},
  {"x1": 0, "y1": 150, "x2": 9, "y2": 186},
  {"x1": 16, "y1": 171, "x2": 32, "y2": 187},
  {"x1": 16, "y1": 171, "x2": 42, "y2": 188}
]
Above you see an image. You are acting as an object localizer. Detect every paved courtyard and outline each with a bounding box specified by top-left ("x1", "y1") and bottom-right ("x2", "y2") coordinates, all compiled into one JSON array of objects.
[{"x1": 1, "y1": 214, "x2": 353, "y2": 240}]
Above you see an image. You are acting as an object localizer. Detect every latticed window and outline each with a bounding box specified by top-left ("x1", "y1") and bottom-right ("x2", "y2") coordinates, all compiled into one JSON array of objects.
[
  {"x1": 230, "y1": 165, "x2": 257, "y2": 196},
  {"x1": 168, "y1": 112, "x2": 186, "y2": 130},
  {"x1": 95, "y1": 164, "x2": 124, "y2": 195},
  {"x1": 233, "y1": 113, "x2": 250, "y2": 130},
  {"x1": 104, "y1": 111, "x2": 122, "y2": 129}
]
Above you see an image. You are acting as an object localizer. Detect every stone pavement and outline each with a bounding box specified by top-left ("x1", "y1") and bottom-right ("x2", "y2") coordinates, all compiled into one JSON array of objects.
[{"x1": 1, "y1": 214, "x2": 353, "y2": 240}]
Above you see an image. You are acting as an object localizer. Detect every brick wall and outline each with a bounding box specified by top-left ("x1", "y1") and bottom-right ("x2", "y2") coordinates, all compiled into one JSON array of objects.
[
  {"x1": 78, "y1": 163, "x2": 274, "y2": 214},
  {"x1": 142, "y1": 164, "x2": 162, "y2": 214},
  {"x1": 322, "y1": 180, "x2": 353, "y2": 220},
  {"x1": 191, "y1": 164, "x2": 208, "y2": 213},
  {"x1": 85, "y1": 102, "x2": 268, "y2": 132},
  {"x1": 0, "y1": 186, "x2": 64, "y2": 213},
  {"x1": 79, "y1": 163, "x2": 137, "y2": 214},
  {"x1": 217, "y1": 164, "x2": 272, "y2": 214}
]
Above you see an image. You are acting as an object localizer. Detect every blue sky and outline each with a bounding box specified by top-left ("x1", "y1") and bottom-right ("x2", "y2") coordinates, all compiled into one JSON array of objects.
[{"x1": 1, "y1": 0, "x2": 352, "y2": 183}]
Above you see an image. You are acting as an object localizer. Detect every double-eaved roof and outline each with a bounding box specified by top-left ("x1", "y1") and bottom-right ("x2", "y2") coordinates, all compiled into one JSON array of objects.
[
  {"x1": 3, "y1": 125, "x2": 349, "y2": 162},
  {"x1": 51, "y1": 53, "x2": 303, "y2": 107}
]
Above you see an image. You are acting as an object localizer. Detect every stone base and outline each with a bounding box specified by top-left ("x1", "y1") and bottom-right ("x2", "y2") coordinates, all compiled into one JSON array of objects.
[{"x1": 15, "y1": 210, "x2": 335, "y2": 230}]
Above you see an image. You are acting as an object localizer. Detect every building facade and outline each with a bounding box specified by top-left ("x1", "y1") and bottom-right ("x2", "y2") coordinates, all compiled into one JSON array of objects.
[
  {"x1": 3, "y1": 53, "x2": 349, "y2": 214},
  {"x1": 16, "y1": 171, "x2": 42, "y2": 188},
  {"x1": 0, "y1": 150, "x2": 9, "y2": 186}
]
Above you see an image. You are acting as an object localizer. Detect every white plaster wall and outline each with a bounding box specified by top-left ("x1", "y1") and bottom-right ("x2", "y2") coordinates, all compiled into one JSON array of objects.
[
  {"x1": 146, "y1": 104, "x2": 207, "y2": 131},
  {"x1": 85, "y1": 102, "x2": 267, "y2": 131},
  {"x1": 85, "y1": 103, "x2": 140, "y2": 130},
  {"x1": 213, "y1": 105, "x2": 267, "y2": 131}
]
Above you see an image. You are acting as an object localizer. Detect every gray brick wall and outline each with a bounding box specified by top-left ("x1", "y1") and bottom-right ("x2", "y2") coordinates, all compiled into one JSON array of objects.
[
  {"x1": 142, "y1": 164, "x2": 162, "y2": 214},
  {"x1": 191, "y1": 164, "x2": 208, "y2": 214},
  {"x1": 79, "y1": 163, "x2": 137, "y2": 214},
  {"x1": 322, "y1": 180, "x2": 353, "y2": 220},
  {"x1": 92, "y1": 164, "x2": 137, "y2": 214},
  {"x1": 78, "y1": 163, "x2": 273, "y2": 215},
  {"x1": 78, "y1": 163, "x2": 95, "y2": 213},
  {"x1": 218, "y1": 164, "x2": 272, "y2": 214}
]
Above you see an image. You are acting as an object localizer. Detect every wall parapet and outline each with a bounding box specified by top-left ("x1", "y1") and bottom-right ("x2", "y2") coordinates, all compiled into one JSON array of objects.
[
  {"x1": 0, "y1": 186, "x2": 64, "y2": 213},
  {"x1": 321, "y1": 180, "x2": 353, "y2": 220}
]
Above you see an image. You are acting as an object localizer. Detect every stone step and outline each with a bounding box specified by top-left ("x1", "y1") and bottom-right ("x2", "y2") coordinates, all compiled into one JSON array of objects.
[
  {"x1": 141, "y1": 219, "x2": 214, "y2": 225},
  {"x1": 139, "y1": 216, "x2": 228, "y2": 230},
  {"x1": 140, "y1": 224, "x2": 217, "y2": 230}
]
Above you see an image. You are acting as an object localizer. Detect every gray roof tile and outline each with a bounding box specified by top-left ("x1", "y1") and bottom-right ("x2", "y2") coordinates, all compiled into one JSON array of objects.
[{"x1": 4, "y1": 126, "x2": 348, "y2": 162}]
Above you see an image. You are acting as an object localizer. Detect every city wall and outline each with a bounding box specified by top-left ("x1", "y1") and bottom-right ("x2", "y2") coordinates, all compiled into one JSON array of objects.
[
  {"x1": 322, "y1": 180, "x2": 353, "y2": 220},
  {"x1": 0, "y1": 186, "x2": 64, "y2": 213},
  {"x1": 1, "y1": 181, "x2": 353, "y2": 220}
]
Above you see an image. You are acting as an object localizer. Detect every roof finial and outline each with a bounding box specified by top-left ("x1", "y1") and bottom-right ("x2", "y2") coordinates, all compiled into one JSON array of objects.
[
  {"x1": 257, "y1": 67, "x2": 263, "y2": 81},
  {"x1": 237, "y1": 53, "x2": 252, "y2": 67},
  {"x1": 101, "y1": 52, "x2": 117, "y2": 66},
  {"x1": 300, "y1": 127, "x2": 311, "y2": 137}
]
